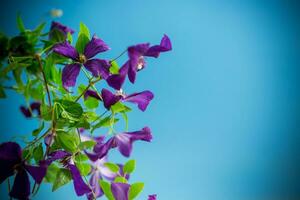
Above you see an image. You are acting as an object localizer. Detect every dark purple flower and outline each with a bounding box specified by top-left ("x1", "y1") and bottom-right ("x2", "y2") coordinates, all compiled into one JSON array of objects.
[
  {"x1": 148, "y1": 194, "x2": 157, "y2": 200},
  {"x1": 101, "y1": 88, "x2": 122, "y2": 109},
  {"x1": 111, "y1": 182, "x2": 130, "y2": 200},
  {"x1": 0, "y1": 142, "x2": 47, "y2": 200},
  {"x1": 106, "y1": 35, "x2": 172, "y2": 90},
  {"x1": 127, "y1": 34, "x2": 172, "y2": 84},
  {"x1": 20, "y1": 102, "x2": 41, "y2": 118},
  {"x1": 49, "y1": 21, "x2": 74, "y2": 40},
  {"x1": 89, "y1": 127, "x2": 152, "y2": 160},
  {"x1": 44, "y1": 150, "x2": 91, "y2": 196},
  {"x1": 84, "y1": 90, "x2": 102, "y2": 101},
  {"x1": 53, "y1": 35, "x2": 110, "y2": 90}
]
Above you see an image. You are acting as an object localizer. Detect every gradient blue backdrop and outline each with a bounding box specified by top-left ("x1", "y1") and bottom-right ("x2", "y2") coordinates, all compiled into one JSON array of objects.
[{"x1": 1, "y1": 0, "x2": 300, "y2": 199}]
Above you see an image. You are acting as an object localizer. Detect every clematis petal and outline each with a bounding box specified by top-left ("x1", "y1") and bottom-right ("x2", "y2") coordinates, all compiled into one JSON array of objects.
[
  {"x1": 43, "y1": 150, "x2": 71, "y2": 166},
  {"x1": 62, "y1": 63, "x2": 81, "y2": 90},
  {"x1": 92, "y1": 138, "x2": 116, "y2": 160},
  {"x1": 53, "y1": 41, "x2": 79, "y2": 60},
  {"x1": 145, "y1": 34, "x2": 172, "y2": 58},
  {"x1": 148, "y1": 194, "x2": 157, "y2": 200},
  {"x1": 126, "y1": 126, "x2": 153, "y2": 142},
  {"x1": 68, "y1": 164, "x2": 91, "y2": 196},
  {"x1": 111, "y1": 182, "x2": 130, "y2": 200},
  {"x1": 49, "y1": 21, "x2": 74, "y2": 39},
  {"x1": 84, "y1": 35, "x2": 110, "y2": 59},
  {"x1": 87, "y1": 171, "x2": 103, "y2": 200},
  {"x1": 101, "y1": 89, "x2": 122, "y2": 109},
  {"x1": 123, "y1": 90, "x2": 154, "y2": 111},
  {"x1": 24, "y1": 164, "x2": 47, "y2": 184},
  {"x1": 115, "y1": 134, "x2": 132, "y2": 157},
  {"x1": 20, "y1": 106, "x2": 31, "y2": 118},
  {"x1": 0, "y1": 142, "x2": 22, "y2": 183},
  {"x1": 84, "y1": 90, "x2": 101, "y2": 100},
  {"x1": 9, "y1": 170, "x2": 30, "y2": 200},
  {"x1": 84, "y1": 59, "x2": 110, "y2": 79},
  {"x1": 30, "y1": 102, "x2": 41, "y2": 116},
  {"x1": 107, "y1": 61, "x2": 129, "y2": 90}
]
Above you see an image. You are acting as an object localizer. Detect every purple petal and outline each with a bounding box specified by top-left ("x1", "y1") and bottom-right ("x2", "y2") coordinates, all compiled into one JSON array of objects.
[
  {"x1": 9, "y1": 170, "x2": 30, "y2": 200},
  {"x1": 0, "y1": 142, "x2": 22, "y2": 183},
  {"x1": 84, "y1": 59, "x2": 110, "y2": 79},
  {"x1": 107, "y1": 62, "x2": 129, "y2": 90},
  {"x1": 145, "y1": 34, "x2": 172, "y2": 58},
  {"x1": 114, "y1": 134, "x2": 132, "y2": 157},
  {"x1": 88, "y1": 171, "x2": 103, "y2": 200},
  {"x1": 53, "y1": 42, "x2": 79, "y2": 60},
  {"x1": 111, "y1": 182, "x2": 130, "y2": 200},
  {"x1": 24, "y1": 164, "x2": 47, "y2": 184},
  {"x1": 126, "y1": 126, "x2": 153, "y2": 142},
  {"x1": 62, "y1": 63, "x2": 81, "y2": 90},
  {"x1": 50, "y1": 21, "x2": 74, "y2": 38},
  {"x1": 84, "y1": 90, "x2": 102, "y2": 100},
  {"x1": 123, "y1": 91, "x2": 154, "y2": 111},
  {"x1": 148, "y1": 194, "x2": 157, "y2": 200},
  {"x1": 68, "y1": 164, "x2": 91, "y2": 196},
  {"x1": 92, "y1": 138, "x2": 116, "y2": 160},
  {"x1": 43, "y1": 150, "x2": 71, "y2": 166},
  {"x1": 20, "y1": 106, "x2": 31, "y2": 118},
  {"x1": 84, "y1": 35, "x2": 110, "y2": 59},
  {"x1": 101, "y1": 89, "x2": 122, "y2": 109},
  {"x1": 30, "y1": 102, "x2": 41, "y2": 116}
]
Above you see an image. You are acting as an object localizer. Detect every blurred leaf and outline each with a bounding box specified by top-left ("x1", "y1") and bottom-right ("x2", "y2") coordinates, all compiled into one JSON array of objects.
[
  {"x1": 79, "y1": 22, "x2": 90, "y2": 38},
  {"x1": 56, "y1": 130, "x2": 80, "y2": 153},
  {"x1": 41, "y1": 104, "x2": 52, "y2": 121},
  {"x1": 45, "y1": 164, "x2": 59, "y2": 183},
  {"x1": 109, "y1": 61, "x2": 119, "y2": 74},
  {"x1": 104, "y1": 162, "x2": 120, "y2": 173},
  {"x1": 99, "y1": 180, "x2": 115, "y2": 200},
  {"x1": 75, "y1": 34, "x2": 89, "y2": 54},
  {"x1": 75, "y1": 162, "x2": 91, "y2": 176},
  {"x1": 52, "y1": 168, "x2": 72, "y2": 191},
  {"x1": 91, "y1": 116, "x2": 119, "y2": 133},
  {"x1": 114, "y1": 176, "x2": 127, "y2": 183},
  {"x1": 16, "y1": 14, "x2": 26, "y2": 32},
  {"x1": 111, "y1": 102, "x2": 131, "y2": 113},
  {"x1": 33, "y1": 143, "x2": 43, "y2": 163},
  {"x1": 78, "y1": 140, "x2": 96, "y2": 150},
  {"x1": 128, "y1": 182, "x2": 144, "y2": 200},
  {"x1": 123, "y1": 160, "x2": 135, "y2": 174},
  {"x1": 121, "y1": 112, "x2": 129, "y2": 131},
  {"x1": 32, "y1": 122, "x2": 44, "y2": 136},
  {"x1": 67, "y1": 32, "x2": 73, "y2": 44},
  {"x1": 0, "y1": 86, "x2": 6, "y2": 98},
  {"x1": 84, "y1": 96, "x2": 99, "y2": 109},
  {"x1": 74, "y1": 153, "x2": 89, "y2": 162},
  {"x1": 56, "y1": 99, "x2": 83, "y2": 120}
]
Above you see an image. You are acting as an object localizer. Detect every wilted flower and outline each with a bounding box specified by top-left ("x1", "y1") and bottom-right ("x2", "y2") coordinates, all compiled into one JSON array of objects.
[{"x1": 49, "y1": 21, "x2": 74, "y2": 40}]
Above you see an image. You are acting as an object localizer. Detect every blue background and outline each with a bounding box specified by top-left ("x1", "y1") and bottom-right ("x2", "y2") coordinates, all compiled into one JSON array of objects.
[{"x1": 1, "y1": 0, "x2": 300, "y2": 199}]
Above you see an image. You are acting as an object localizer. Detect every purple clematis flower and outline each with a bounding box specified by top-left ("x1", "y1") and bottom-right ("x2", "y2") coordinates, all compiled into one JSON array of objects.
[
  {"x1": 111, "y1": 182, "x2": 131, "y2": 200},
  {"x1": 106, "y1": 35, "x2": 172, "y2": 90},
  {"x1": 20, "y1": 102, "x2": 41, "y2": 118},
  {"x1": 0, "y1": 142, "x2": 47, "y2": 200},
  {"x1": 87, "y1": 127, "x2": 152, "y2": 160},
  {"x1": 85, "y1": 88, "x2": 154, "y2": 111},
  {"x1": 53, "y1": 35, "x2": 110, "y2": 90},
  {"x1": 43, "y1": 150, "x2": 91, "y2": 196},
  {"x1": 49, "y1": 21, "x2": 74, "y2": 40},
  {"x1": 148, "y1": 194, "x2": 157, "y2": 200}
]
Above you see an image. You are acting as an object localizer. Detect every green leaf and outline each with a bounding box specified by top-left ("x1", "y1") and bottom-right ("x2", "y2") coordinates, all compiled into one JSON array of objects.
[
  {"x1": 56, "y1": 131, "x2": 80, "y2": 153},
  {"x1": 22, "y1": 148, "x2": 32, "y2": 160},
  {"x1": 45, "y1": 164, "x2": 59, "y2": 183},
  {"x1": 128, "y1": 182, "x2": 144, "y2": 200},
  {"x1": 111, "y1": 102, "x2": 131, "y2": 113},
  {"x1": 99, "y1": 180, "x2": 115, "y2": 200},
  {"x1": 0, "y1": 86, "x2": 6, "y2": 98},
  {"x1": 75, "y1": 34, "x2": 89, "y2": 54},
  {"x1": 91, "y1": 116, "x2": 119, "y2": 133},
  {"x1": 114, "y1": 176, "x2": 127, "y2": 183},
  {"x1": 78, "y1": 140, "x2": 96, "y2": 150},
  {"x1": 41, "y1": 104, "x2": 52, "y2": 121},
  {"x1": 74, "y1": 153, "x2": 89, "y2": 162},
  {"x1": 32, "y1": 122, "x2": 44, "y2": 136},
  {"x1": 84, "y1": 97, "x2": 99, "y2": 109},
  {"x1": 33, "y1": 143, "x2": 43, "y2": 163},
  {"x1": 75, "y1": 162, "x2": 91, "y2": 176},
  {"x1": 104, "y1": 162, "x2": 120, "y2": 173},
  {"x1": 123, "y1": 160, "x2": 136, "y2": 174},
  {"x1": 17, "y1": 14, "x2": 26, "y2": 32},
  {"x1": 110, "y1": 61, "x2": 119, "y2": 74},
  {"x1": 56, "y1": 99, "x2": 83, "y2": 120},
  {"x1": 67, "y1": 32, "x2": 73, "y2": 44},
  {"x1": 121, "y1": 112, "x2": 129, "y2": 131},
  {"x1": 79, "y1": 22, "x2": 90, "y2": 38},
  {"x1": 52, "y1": 168, "x2": 72, "y2": 191}
]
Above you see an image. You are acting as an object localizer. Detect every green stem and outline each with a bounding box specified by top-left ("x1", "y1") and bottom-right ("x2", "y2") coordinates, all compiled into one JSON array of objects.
[{"x1": 111, "y1": 49, "x2": 127, "y2": 62}]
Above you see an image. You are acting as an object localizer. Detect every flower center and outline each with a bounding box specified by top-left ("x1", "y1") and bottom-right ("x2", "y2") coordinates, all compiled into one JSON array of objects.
[
  {"x1": 137, "y1": 56, "x2": 145, "y2": 70},
  {"x1": 79, "y1": 54, "x2": 87, "y2": 63},
  {"x1": 115, "y1": 89, "x2": 126, "y2": 98}
]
